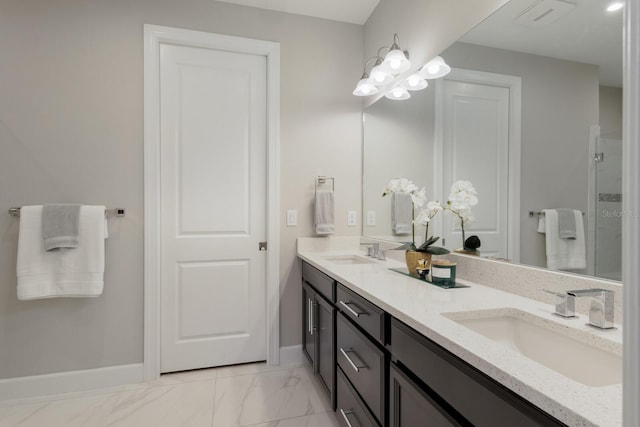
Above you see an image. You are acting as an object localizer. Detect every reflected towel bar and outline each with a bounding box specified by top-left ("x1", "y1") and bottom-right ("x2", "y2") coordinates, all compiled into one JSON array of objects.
[
  {"x1": 8, "y1": 207, "x2": 126, "y2": 217},
  {"x1": 529, "y1": 210, "x2": 584, "y2": 217}
]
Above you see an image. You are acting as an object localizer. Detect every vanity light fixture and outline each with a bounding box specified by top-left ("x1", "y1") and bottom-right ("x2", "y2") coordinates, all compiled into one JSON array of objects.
[
  {"x1": 419, "y1": 56, "x2": 452, "y2": 79},
  {"x1": 353, "y1": 34, "x2": 411, "y2": 97},
  {"x1": 385, "y1": 86, "x2": 411, "y2": 101},
  {"x1": 606, "y1": 1, "x2": 623, "y2": 12}
]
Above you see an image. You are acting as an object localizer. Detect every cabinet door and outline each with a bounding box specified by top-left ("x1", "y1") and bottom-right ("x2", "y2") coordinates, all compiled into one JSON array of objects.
[
  {"x1": 390, "y1": 363, "x2": 465, "y2": 427},
  {"x1": 315, "y1": 294, "x2": 335, "y2": 409},
  {"x1": 302, "y1": 282, "x2": 316, "y2": 367}
]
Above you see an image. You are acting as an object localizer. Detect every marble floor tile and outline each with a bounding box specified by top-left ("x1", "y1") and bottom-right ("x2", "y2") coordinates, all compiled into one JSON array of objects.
[
  {"x1": 212, "y1": 366, "x2": 331, "y2": 427},
  {"x1": 0, "y1": 362, "x2": 334, "y2": 427},
  {"x1": 0, "y1": 393, "x2": 113, "y2": 427},
  {"x1": 104, "y1": 380, "x2": 215, "y2": 427},
  {"x1": 246, "y1": 412, "x2": 341, "y2": 427}
]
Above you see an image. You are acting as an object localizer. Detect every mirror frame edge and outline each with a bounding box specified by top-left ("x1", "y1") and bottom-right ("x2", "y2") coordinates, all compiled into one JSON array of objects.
[{"x1": 622, "y1": 0, "x2": 640, "y2": 425}]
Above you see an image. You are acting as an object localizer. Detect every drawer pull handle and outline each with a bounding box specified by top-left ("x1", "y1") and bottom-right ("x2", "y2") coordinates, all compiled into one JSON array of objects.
[
  {"x1": 340, "y1": 300, "x2": 366, "y2": 317},
  {"x1": 308, "y1": 298, "x2": 312, "y2": 333},
  {"x1": 340, "y1": 347, "x2": 367, "y2": 372},
  {"x1": 310, "y1": 299, "x2": 315, "y2": 335},
  {"x1": 340, "y1": 408, "x2": 355, "y2": 427}
]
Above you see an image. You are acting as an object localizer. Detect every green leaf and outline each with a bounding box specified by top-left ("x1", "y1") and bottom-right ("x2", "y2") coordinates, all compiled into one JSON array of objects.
[
  {"x1": 424, "y1": 246, "x2": 451, "y2": 255},
  {"x1": 392, "y1": 242, "x2": 416, "y2": 251},
  {"x1": 417, "y1": 236, "x2": 440, "y2": 251}
]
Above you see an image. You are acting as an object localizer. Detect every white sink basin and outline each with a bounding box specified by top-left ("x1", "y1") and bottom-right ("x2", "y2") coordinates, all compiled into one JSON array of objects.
[
  {"x1": 444, "y1": 308, "x2": 622, "y2": 387},
  {"x1": 321, "y1": 255, "x2": 375, "y2": 265}
]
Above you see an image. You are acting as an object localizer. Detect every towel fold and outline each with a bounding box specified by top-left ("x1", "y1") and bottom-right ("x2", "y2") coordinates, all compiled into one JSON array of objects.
[
  {"x1": 556, "y1": 208, "x2": 577, "y2": 240},
  {"x1": 42, "y1": 203, "x2": 82, "y2": 251},
  {"x1": 538, "y1": 209, "x2": 586, "y2": 271},
  {"x1": 392, "y1": 192, "x2": 412, "y2": 236},
  {"x1": 314, "y1": 190, "x2": 334, "y2": 235},
  {"x1": 17, "y1": 205, "x2": 108, "y2": 300}
]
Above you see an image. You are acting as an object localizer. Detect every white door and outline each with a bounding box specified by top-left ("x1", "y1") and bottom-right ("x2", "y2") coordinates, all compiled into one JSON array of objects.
[
  {"x1": 440, "y1": 78, "x2": 510, "y2": 258},
  {"x1": 159, "y1": 43, "x2": 267, "y2": 373}
]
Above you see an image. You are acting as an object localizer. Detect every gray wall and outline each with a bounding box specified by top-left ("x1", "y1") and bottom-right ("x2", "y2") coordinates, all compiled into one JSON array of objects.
[
  {"x1": 0, "y1": 0, "x2": 363, "y2": 379},
  {"x1": 441, "y1": 42, "x2": 599, "y2": 269},
  {"x1": 600, "y1": 85, "x2": 623, "y2": 139}
]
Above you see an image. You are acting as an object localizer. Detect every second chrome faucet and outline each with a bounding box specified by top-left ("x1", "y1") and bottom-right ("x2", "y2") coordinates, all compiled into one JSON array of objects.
[{"x1": 543, "y1": 288, "x2": 615, "y2": 329}]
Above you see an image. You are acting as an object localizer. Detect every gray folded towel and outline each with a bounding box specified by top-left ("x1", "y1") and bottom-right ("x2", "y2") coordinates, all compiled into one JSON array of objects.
[
  {"x1": 556, "y1": 208, "x2": 577, "y2": 240},
  {"x1": 392, "y1": 192, "x2": 412, "y2": 236},
  {"x1": 42, "y1": 204, "x2": 82, "y2": 251},
  {"x1": 314, "y1": 190, "x2": 335, "y2": 235}
]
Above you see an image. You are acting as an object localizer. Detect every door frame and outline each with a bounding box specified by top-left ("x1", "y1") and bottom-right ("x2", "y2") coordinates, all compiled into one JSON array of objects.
[
  {"x1": 434, "y1": 68, "x2": 521, "y2": 262},
  {"x1": 143, "y1": 24, "x2": 280, "y2": 380}
]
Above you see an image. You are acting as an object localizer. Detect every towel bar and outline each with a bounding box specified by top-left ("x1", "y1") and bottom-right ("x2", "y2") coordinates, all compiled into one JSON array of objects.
[
  {"x1": 315, "y1": 176, "x2": 334, "y2": 194},
  {"x1": 8, "y1": 207, "x2": 125, "y2": 218},
  {"x1": 529, "y1": 210, "x2": 584, "y2": 217}
]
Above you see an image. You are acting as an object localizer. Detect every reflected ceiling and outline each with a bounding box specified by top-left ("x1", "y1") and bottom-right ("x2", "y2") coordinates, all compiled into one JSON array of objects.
[{"x1": 460, "y1": 0, "x2": 623, "y2": 86}]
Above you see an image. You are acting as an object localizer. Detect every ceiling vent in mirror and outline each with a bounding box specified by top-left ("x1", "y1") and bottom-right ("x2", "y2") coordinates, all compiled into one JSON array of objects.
[{"x1": 514, "y1": 0, "x2": 575, "y2": 28}]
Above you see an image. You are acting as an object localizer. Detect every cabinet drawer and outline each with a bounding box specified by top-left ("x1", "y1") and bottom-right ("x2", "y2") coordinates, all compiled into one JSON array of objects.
[
  {"x1": 337, "y1": 367, "x2": 380, "y2": 427},
  {"x1": 391, "y1": 319, "x2": 566, "y2": 427},
  {"x1": 337, "y1": 312, "x2": 386, "y2": 425},
  {"x1": 336, "y1": 283, "x2": 385, "y2": 344},
  {"x1": 303, "y1": 262, "x2": 334, "y2": 302}
]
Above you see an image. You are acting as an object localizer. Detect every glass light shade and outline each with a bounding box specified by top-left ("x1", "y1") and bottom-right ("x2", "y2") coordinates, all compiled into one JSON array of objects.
[
  {"x1": 607, "y1": 1, "x2": 623, "y2": 11},
  {"x1": 420, "y1": 56, "x2": 452, "y2": 79},
  {"x1": 385, "y1": 86, "x2": 411, "y2": 101},
  {"x1": 402, "y1": 73, "x2": 428, "y2": 91},
  {"x1": 353, "y1": 77, "x2": 379, "y2": 96},
  {"x1": 369, "y1": 64, "x2": 394, "y2": 85},
  {"x1": 380, "y1": 49, "x2": 411, "y2": 74}
]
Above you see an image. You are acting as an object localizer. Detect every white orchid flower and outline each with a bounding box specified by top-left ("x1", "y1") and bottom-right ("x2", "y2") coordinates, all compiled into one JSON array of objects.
[
  {"x1": 383, "y1": 178, "x2": 418, "y2": 196},
  {"x1": 410, "y1": 187, "x2": 427, "y2": 208},
  {"x1": 413, "y1": 208, "x2": 431, "y2": 226},
  {"x1": 426, "y1": 200, "x2": 443, "y2": 214},
  {"x1": 450, "y1": 180, "x2": 477, "y2": 195}
]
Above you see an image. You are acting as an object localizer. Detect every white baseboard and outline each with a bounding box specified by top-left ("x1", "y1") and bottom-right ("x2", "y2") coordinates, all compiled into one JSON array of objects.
[
  {"x1": 279, "y1": 345, "x2": 304, "y2": 365},
  {"x1": 0, "y1": 363, "x2": 144, "y2": 405}
]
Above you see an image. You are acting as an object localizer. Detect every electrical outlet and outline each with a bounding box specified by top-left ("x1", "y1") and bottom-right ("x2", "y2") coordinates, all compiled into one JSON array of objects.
[
  {"x1": 367, "y1": 211, "x2": 376, "y2": 226},
  {"x1": 347, "y1": 210, "x2": 357, "y2": 226},
  {"x1": 286, "y1": 210, "x2": 297, "y2": 226}
]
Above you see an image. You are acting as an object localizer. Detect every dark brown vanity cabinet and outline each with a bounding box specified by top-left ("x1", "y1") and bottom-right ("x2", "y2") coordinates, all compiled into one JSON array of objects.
[
  {"x1": 302, "y1": 263, "x2": 336, "y2": 409},
  {"x1": 301, "y1": 260, "x2": 567, "y2": 427},
  {"x1": 391, "y1": 319, "x2": 567, "y2": 427}
]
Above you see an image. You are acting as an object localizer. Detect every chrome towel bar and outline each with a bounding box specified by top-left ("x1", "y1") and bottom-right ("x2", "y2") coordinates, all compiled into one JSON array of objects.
[{"x1": 8, "y1": 207, "x2": 125, "y2": 217}]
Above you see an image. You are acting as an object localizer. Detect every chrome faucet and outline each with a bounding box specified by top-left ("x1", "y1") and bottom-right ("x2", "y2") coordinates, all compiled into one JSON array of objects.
[
  {"x1": 360, "y1": 242, "x2": 380, "y2": 258},
  {"x1": 567, "y1": 289, "x2": 615, "y2": 329},
  {"x1": 542, "y1": 289, "x2": 576, "y2": 318}
]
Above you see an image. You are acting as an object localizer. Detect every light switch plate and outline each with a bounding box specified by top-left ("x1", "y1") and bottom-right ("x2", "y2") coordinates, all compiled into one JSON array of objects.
[
  {"x1": 286, "y1": 210, "x2": 297, "y2": 226},
  {"x1": 367, "y1": 211, "x2": 376, "y2": 226},
  {"x1": 347, "y1": 210, "x2": 357, "y2": 226}
]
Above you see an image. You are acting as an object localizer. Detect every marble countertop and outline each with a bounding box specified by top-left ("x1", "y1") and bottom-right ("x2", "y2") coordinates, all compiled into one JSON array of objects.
[{"x1": 297, "y1": 244, "x2": 622, "y2": 427}]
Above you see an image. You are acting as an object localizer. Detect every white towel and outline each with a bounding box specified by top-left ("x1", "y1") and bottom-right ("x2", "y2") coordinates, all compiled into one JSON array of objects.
[
  {"x1": 538, "y1": 209, "x2": 586, "y2": 271},
  {"x1": 17, "y1": 205, "x2": 108, "y2": 300},
  {"x1": 392, "y1": 192, "x2": 412, "y2": 235},
  {"x1": 314, "y1": 190, "x2": 334, "y2": 235}
]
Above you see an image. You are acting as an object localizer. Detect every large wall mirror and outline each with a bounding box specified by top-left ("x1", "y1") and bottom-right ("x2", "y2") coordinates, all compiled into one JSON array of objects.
[{"x1": 362, "y1": 0, "x2": 622, "y2": 282}]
